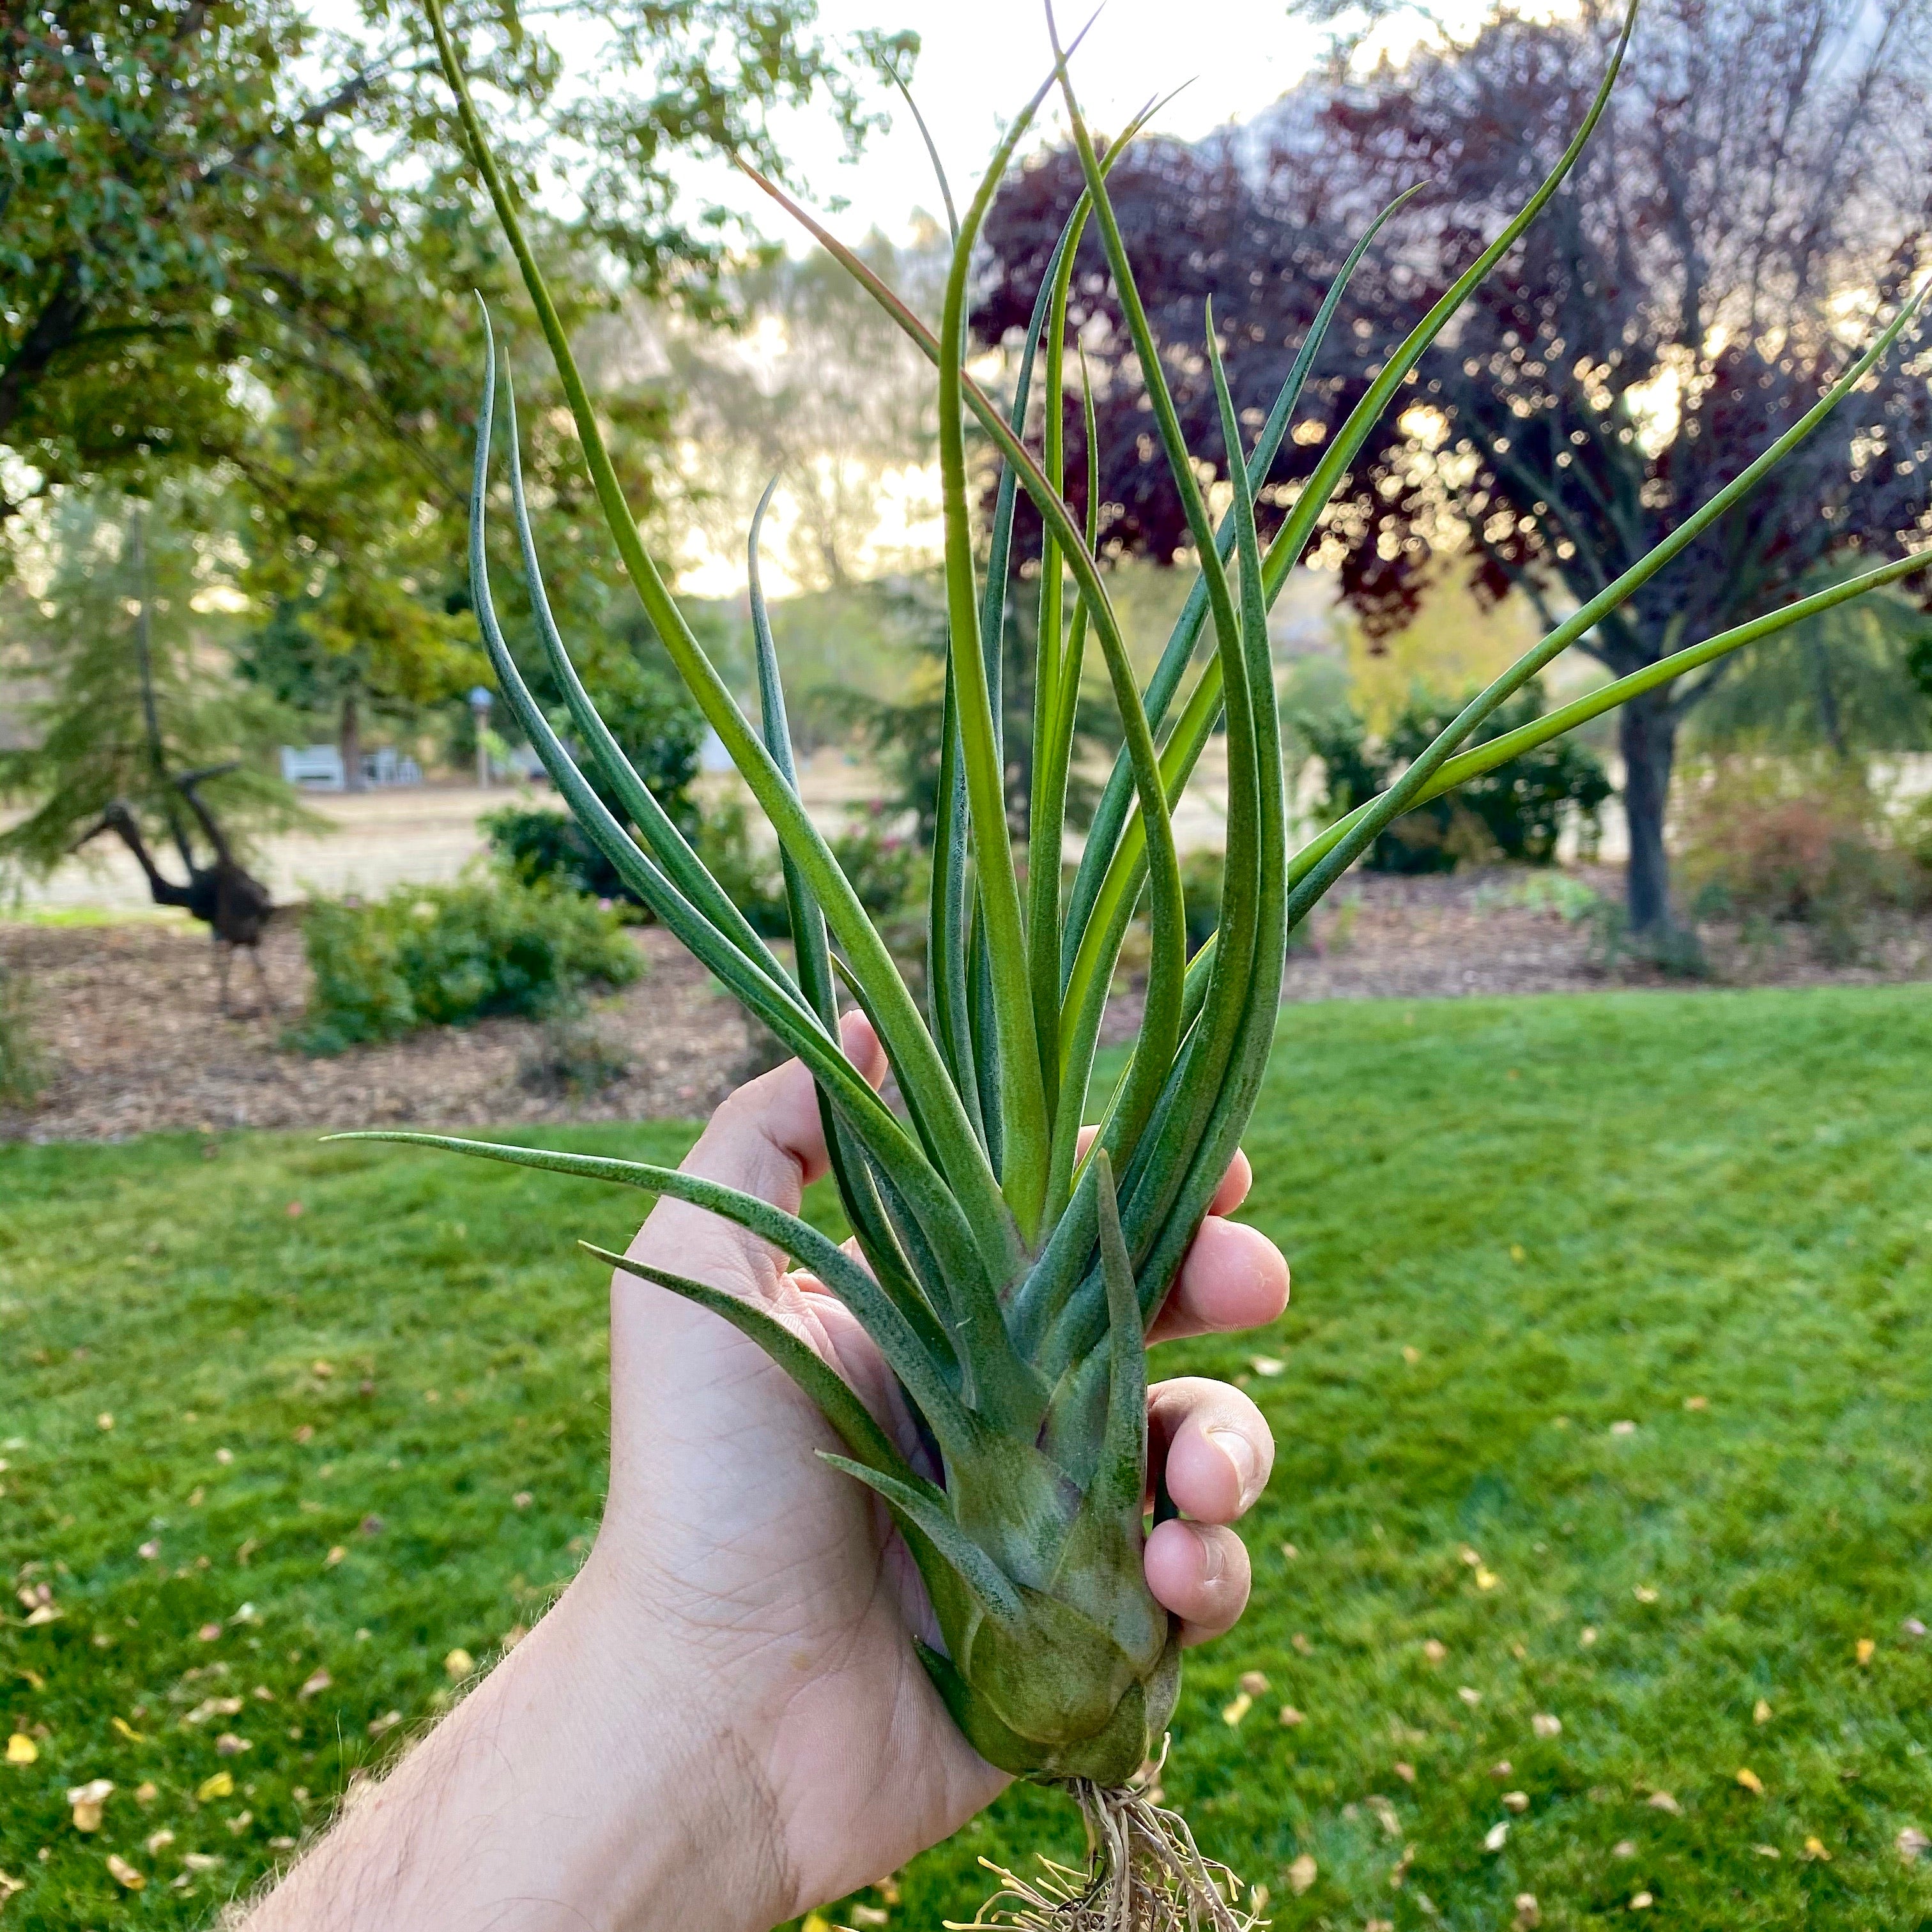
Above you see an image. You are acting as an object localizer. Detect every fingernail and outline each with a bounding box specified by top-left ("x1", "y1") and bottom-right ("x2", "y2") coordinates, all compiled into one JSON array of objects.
[
  {"x1": 1197, "y1": 1527, "x2": 1225, "y2": 1583},
  {"x1": 1207, "y1": 1426, "x2": 1257, "y2": 1508}
]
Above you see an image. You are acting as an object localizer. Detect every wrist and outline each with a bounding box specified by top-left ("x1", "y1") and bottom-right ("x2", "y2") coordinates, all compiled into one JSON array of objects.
[{"x1": 245, "y1": 1552, "x2": 791, "y2": 1932}]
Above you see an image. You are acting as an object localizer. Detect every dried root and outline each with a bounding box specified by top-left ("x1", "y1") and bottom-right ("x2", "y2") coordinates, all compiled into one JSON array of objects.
[{"x1": 947, "y1": 1776, "x2": 1265, "y2": 1932}]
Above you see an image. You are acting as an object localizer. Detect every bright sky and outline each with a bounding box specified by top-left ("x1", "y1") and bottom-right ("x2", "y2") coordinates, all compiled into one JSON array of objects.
[
  {"x1": 769, "y1": 0, "x2": 1330, "y2": 240},
  {"x1": 716, "y1": 0, "x2": 1508, "y2": 244}
]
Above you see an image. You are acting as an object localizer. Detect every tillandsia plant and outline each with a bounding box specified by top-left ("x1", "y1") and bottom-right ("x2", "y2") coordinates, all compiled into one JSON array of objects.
[{"x1": 339, "y1": 1, "x2": 1929, "y2": 1924}]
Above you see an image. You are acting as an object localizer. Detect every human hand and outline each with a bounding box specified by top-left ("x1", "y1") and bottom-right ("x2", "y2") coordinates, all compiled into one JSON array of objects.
[
  {"x1": 589, "y1": 1013, "x2": 1287, "y2": 1924},
  {"x1": 243, "y1": 1015, "x2": 1287, "y2": 1932}
]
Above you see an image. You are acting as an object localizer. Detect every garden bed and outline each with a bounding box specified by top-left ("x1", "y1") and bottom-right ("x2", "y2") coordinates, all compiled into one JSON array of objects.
[{"x1": 5, "y1": 866, "x2": 1930, "y2": 1142}]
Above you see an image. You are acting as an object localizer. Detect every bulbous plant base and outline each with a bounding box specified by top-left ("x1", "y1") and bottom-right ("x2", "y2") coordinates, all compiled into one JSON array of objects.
[{"x1": 950, "y1": 1779, "x2": 1263, "y2": 1932}]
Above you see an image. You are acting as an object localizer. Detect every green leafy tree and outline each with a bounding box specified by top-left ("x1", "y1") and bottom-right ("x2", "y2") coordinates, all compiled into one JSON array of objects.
[
  {"x1": 0, "y1": 491, "x2": 314, "y2": 878},
  {"x1": 2, "y1": 0, "x2": 910, "y2": 826}
]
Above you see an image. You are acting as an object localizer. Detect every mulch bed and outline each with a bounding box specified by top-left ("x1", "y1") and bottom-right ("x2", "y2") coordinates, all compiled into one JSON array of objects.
[
  {"x1": 0, "y1": 917, "x2": 763, "y2": 1145},
  {"x1": 5, "y1": 866, "x2": 1929, "y2": 1143}
]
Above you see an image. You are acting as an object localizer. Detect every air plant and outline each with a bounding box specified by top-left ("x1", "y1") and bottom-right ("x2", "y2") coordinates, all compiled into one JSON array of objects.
[{"x1": 344, "y1": 1, "x2": 1928, "y2": 1923}]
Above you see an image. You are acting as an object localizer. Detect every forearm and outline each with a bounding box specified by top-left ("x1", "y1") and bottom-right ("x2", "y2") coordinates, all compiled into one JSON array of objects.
[{"x1": 240, "y1": 1553, "x2": 788, "y2": 1932}]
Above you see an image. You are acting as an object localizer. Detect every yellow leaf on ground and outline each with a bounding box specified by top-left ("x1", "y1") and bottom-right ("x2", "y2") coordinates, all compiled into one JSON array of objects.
[
  {"x1": 1532, "y1": 1713, "x2": 1562, "y2": 1738},
  {"x1": 1736, "y1": 1767, "x2": 1765, "y2": 1795},
  {"x1": 1475, "y1": 1568, "x2": 1499, "y2": 1591},
  {"x1": 111, "y1": 1717, "x2": 144, "y2": 1742},
  {"x1": 298, "y1": 1669, "x2": 332, "y2": 1699},
  {"x1": 195, "y1": 1771, "x2": 233, "y2": 1802},
  {"x1": 1856, "y1": 1637, "x2": 1876, "y2": 1665},
  {"x1": 1753, "y1": 1699, "x2": 1772, "y2": 1724},
  {"x1": 1287, "y1": 1853, "x2": 1317, "y2": 1896},
  {"x1": 1220, "y1": 1692, "x2": 1252, "y2": 1727},
  {"x1": 1278, "y1": 1706, "x2": 1305, "y2": 1727},
  {"x1": 66, "y1": 1779, "x2": 113, "y2": 1832},
  {"x1": 105, "y1": 1852, "x2": 144, "y2": 1890},
  {"x1": 5, "y1": 1734, "x2": 36, "y2": 1765},
  {"x1": 1630, "y1": 1892, "x2": 1653, "y2": 1910},
  {"x1": 1802, "y1": 1836, "x2": 1831, "y2": 1861},
  {"x1": 444, "y1": 1649, "x2": 475, "y2": 1680}
]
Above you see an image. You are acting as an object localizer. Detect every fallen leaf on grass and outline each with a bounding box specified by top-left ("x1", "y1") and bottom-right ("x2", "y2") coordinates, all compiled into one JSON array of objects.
[
  {"x1": 1646, "y1": 1791, "x2": 1680, "y2": 1814},
  {"x1": 1855, "y1": 1637, "x2": 1876, "y2": 1665},
  {"x1": 445, "y1": 1649, "x2": 475, "y2": 1680},
  {"x1": 1368, "y1": 1796, "x2": 1401, "y2": 1838},
  {"x1": 110, "y1": 1717, "x2": 144, "y2": 1742},
  {"x1": 66, "y1": 1779, "x2": 113, "y2": 1831},
  {"x1": 1752, "y1": 1844, "x2": 1780, "y2": 1859},
  {"x1": 1629, "y1": 1892, "x2": 1653, "y2": 1910},
  {"x1": 105, "y1": 1853, "x2": 144, "y2": 1890},
  {"x1": 183, "y1": 1852, "x2": 223, "y2": 1872},
  {"x1": 1801, "y1": 1837, "x2": 1831, "y2": 1861},
  {"x1": 1736, "y1": 1767, "x2": 1765, "y2": 1795},
  {"x1": 1633, "y1": 1586, "x2": 1659, "y2": 1604},
  {"x1": 1239, "y1": 1671, "x2": 1269, "y2": 1696},
  {"x1": 1220, "y1": 1692, "x2": 1252, "y2": 1727},
  {"x1": 1514, "y1": 1896, "x2": 1540, "y2": 1929},
  {"x1": 1475, "y1": 1567, "x2": 1499, "y2": 1591},
  {"x1": 298, "y1": 1669, "x2": 332, "y2": 1699},
  {"x1": 134, "y1": 1781, "x2": 157, "y2": 1804},
  {"x1": 1532, "y1": 1713, "x2": 1562, "y2": 1739},
  {"x1": 195, "y1": 1623, "x2": 221, "y2": 1643},
  {"x1": 213, "y1": 1733, "x2": 250, "y2": 1756},
  {"x1": 323, "y1": 1547, "x2": 346, "y2": 1569},
  {"x1": 1580, "y1": 1627, "x2": 1598, "y2": 1648},
  {"x1": 1753, "y1": 1699, "x2": 1772, "y2": 1724},
  {"x1": 1249, "y1": 1356, "x2": 1284, "y2": 1377},
  {"x1": 1483, "y1": 1821, "x2": 1510, "y2": 1852},
  {"x1": 1897, "y1": 1827, "x2": 1931, "y2": 1863},
  {"x1": 1422, "y1": 1639, "x2": 1447, "y2": 1665},
  {"x1": 6, "y1": 1733, "x2": 36, "y2": 1765},
  {"x1": 1458, "y1": 1687, "x2": 1482, "y2": 1707},
  {"x1": 1279, "y1": 1542, "x2": 1298, "y2": 1561},
  {"x1": 1503, "y1": 1791, "x2": 1529, "y2": 1814},
  {"x1": 97, "y1": 1413, "x2": 114, "y2": 1432},
  {"x1": 137, "y1": 1540, "x2": 160, "y2": 1561},
  {"x1": 1613, "y1": 1841, "x2": 1636, "y2": 1858},
  {"x1": 195, "y1": 1771, "x2": 233, "y2": 1802},
  {"x1": 367, "y1": 1710, "x2": 402, "y2": 1738},
  {"x1": 145, "y1": 1829, "x2": 174, "y2": 1854},
  {"x1": 1287, "y1": 1854, "x2": 1317, "y2": 1896},
  {"x1": 0, "y1": 1871, "x2": 24, "y2": 1906},
  {"x1": 226, "y1": 1809, "x2": 254, "y2": 1833},
  {"x1": 1278, "y1": 1706, "x2": 1305, "y2": 1728},
  {"x1": 1393, "y1": 1761, "x2": 1416, "y2": 1784}
]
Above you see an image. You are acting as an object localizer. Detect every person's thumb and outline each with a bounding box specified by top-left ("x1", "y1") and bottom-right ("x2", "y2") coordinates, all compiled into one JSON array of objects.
[{"x1": 625, "y1": 1009, "x2": 885, "y2": 1306}]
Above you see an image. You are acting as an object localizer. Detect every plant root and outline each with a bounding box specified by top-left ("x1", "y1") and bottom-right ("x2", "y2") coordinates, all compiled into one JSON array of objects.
[{"x1": 947, "y1": 1778, "x2": 1264, "y2": 1932}]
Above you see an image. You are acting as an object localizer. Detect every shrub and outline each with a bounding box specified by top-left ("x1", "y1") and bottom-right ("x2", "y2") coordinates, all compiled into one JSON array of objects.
[
  {"x1": 1299, "y1": 680, "x2": 1611, "y2": 873},
  {"x1": 295, "y1": 877, "x2": 640, "y2": 1055},
  {"x1": 693, "y1": 797, "x2": 920, "y2": 940},
  {"x1": 486, "y1": 806, "x2": 637, "y2": 908},
  {"x1": 1675, "y1": 754, "x2": 1929, "y2": 962},
  {"x1": 0, "y1": 961, "x2": 47, "y2": 1107}
]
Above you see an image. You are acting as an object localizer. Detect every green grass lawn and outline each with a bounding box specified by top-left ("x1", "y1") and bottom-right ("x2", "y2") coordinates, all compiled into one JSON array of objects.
[{"x1": 4, "y1": 985, "x2": 1932, "y2": 1929}]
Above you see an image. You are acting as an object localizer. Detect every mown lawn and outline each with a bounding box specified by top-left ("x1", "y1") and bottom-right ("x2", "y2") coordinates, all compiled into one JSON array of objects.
[{"x1": 3, "y1": 985, "x2": 1932, "y2": 1929}]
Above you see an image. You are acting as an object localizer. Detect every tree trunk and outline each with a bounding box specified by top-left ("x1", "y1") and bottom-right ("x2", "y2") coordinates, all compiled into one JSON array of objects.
[
  {"x1": 1619, "y1": 688, "x2": 1677, "y2": 934},
  {"x1": 340, "y1": 689, "x2": 365, "y2": 793}
]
